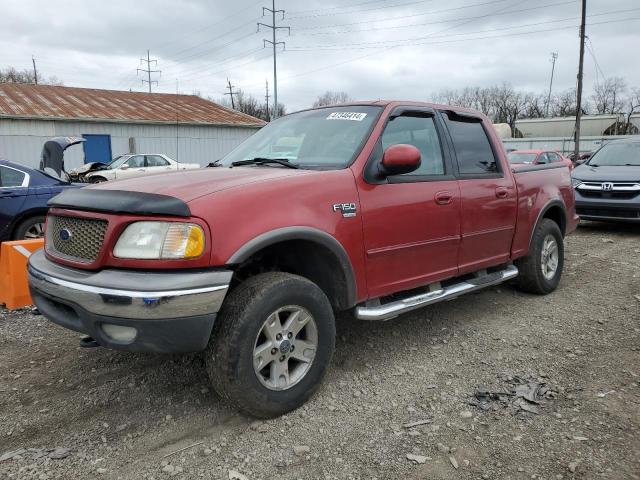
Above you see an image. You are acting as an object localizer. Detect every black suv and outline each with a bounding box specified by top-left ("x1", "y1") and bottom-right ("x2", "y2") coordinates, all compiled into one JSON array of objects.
[{"x1": 572, "y1": 139, "x2": 640, "y2": 223}]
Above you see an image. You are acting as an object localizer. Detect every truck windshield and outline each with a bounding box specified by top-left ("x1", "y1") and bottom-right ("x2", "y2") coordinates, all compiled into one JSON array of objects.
[
  {"x1": 588, "y1": 142, "x2": 640, "y2": 166},
  {"x1": 219, "y1": 106, "x2": 382, "y2": 169},
  {"x1": 507, "y1": 152, "x2": 538, "y2": 164}
]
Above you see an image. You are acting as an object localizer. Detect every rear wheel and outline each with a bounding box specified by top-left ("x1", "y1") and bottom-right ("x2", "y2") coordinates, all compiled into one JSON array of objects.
[
  {"x1": 206, "y1": 272, "x2": 335, "y2": 418},
  {"x1": 88, "y1": 176, "x2": 107, "y2": 183},
  {"x1": 515, "y1": 218, "x2": 564, "y2": 294},
  {"x1": 13, "y1": 215, "x2": 46, "y2": 240}
]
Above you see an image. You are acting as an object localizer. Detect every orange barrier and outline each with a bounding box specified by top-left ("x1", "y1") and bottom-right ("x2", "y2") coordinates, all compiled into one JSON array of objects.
[{"x1": 0, "y1": 239, "x2": 44, "y2": 310}]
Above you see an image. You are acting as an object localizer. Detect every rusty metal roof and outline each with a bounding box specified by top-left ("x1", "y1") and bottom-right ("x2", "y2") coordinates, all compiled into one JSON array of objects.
[{"x1": 0, "y1": 83, "x2": 265, "y2": 127}]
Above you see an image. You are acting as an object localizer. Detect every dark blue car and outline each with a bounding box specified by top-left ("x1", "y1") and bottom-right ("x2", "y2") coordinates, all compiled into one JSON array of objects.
[{"x1": 0, "y1": 159, "x2": 80, "y2": 241}]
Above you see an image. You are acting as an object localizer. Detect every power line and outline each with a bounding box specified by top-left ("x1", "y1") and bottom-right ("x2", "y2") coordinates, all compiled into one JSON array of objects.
[
  {"x1": 152, "y1": 1, "x2": 263, "y2": 55},
  {"x1": 289, "y1": 0, "x2": 574, "y2": 47},
  {"x1": 236, "y1": 15, "x2": 639, "y2": 92},
  {"x1": 585, "y1": 37, "x2": 606, "y2": 85},
  {"x1": 137, "y1": 50, "x2": 161, "y2": 93},
  {"x1": 289, "y1": 0, "x2": 512, "y2": 32},
  {"x1": 288, "y1": 0, "x2": 437, "y2": 19},
  {"x1": 258, "y1": 0, "x2": 290, "y2": 119},
  {"x1": 286, "y1": 15, "x2": 640, "y2": 52},
  {"x1": 288, "y1": 0, "x2": 401, "y2": 16}
]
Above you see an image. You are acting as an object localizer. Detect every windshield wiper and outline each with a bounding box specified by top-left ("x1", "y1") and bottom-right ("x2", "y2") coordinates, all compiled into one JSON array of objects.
[{"x1": 231, "y1": 157, "x2": 299, "y2": 169}]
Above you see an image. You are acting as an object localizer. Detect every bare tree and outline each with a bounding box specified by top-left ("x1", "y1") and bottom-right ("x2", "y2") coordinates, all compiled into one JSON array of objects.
[
  {"x1": 0, "y1": 66, "x2": 63, "y2": 85},
  {"x1": 216, "y1": 89, "x2": 284, "y2": 121},
  {"x1": 550, "y1": 88, "x2": 580, "y2": 117},
  {"x1": 619, "y1": 87, "x2": 640, "y2": 135},
  {"x1": 312, "y1": 91, "x2": 352, "y2": 108},
  {"x1": 492, "y1": 84, "x2": 528, "y2": 134},
  {"x1": 523, "y1": 93, "x2": 547, "y2": 119},
  {"x1": 592, "y1": 77, "x2": 627, "y2": 114}
]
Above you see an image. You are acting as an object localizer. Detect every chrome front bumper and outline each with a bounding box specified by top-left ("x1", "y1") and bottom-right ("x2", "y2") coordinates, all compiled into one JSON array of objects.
[
  {"x1": 28, "y1": 249, "x2": 231, "y2": 320},
  {"x1": 27, "y1": 249, "x2": 233, "y2": 353}
]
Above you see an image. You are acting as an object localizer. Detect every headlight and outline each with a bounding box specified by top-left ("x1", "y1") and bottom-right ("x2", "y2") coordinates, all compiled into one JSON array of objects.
[
  {"x1": 571, "y1": 177, "x2": 583, "y2": 188},
  {"x1": 114, "y1": 222, "x2": 205, "y2": 259}
]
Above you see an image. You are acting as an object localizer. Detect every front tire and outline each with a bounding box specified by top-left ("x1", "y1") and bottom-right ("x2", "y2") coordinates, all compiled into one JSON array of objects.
[
  {"x1": 206, "y1": 272, "x2": 336, "y2": 418},
  {"x1": 515, "y1": 218, "x2": 564, "y2": 294},
  {"x1": 13, "y1": 215, "x2": 46, "y2": 240}
]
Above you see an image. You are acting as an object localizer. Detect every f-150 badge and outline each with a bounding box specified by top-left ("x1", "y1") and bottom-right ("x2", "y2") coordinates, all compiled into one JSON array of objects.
[{"x1": 333, "y1": 203, "x2": 357, "y2": 218}]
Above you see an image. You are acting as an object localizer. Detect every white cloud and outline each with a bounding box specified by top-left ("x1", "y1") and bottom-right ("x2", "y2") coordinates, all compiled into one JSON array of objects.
[{"x1": 1, "y1": 0, "x2": 638, "y2": 111}]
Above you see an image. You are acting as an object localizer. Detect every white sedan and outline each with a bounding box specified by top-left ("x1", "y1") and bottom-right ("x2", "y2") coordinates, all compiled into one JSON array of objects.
[{"x1": 83, "y1": 154, "x2": 200, "y2": 183}]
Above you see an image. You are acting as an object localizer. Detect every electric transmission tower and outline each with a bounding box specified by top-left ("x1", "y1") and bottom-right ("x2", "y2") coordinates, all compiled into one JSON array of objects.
[
  {"x1": 137, "y1": 50, "x2": 161, "y2": 93},
  {"x1": 258, "y1": 1, "x2": 290, "y2": 119}
]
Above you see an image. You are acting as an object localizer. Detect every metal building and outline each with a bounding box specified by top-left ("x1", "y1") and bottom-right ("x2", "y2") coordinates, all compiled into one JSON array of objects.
[{"x1": 0, "y1": 84, "x2": 264, "y2": 169}]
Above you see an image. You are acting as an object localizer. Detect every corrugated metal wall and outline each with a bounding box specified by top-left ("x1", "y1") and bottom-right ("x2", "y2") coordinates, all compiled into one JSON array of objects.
[{"x1": 0, "y1": 119, "x2": 260, "y2": 169}]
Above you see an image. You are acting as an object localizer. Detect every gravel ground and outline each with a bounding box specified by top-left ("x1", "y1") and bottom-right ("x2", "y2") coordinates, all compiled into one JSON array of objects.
[{"x1": 0, "y1": 222, "x2": 639, "y2": 480}]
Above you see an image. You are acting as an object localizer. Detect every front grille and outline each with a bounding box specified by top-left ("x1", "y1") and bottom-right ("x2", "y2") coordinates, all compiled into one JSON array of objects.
[
  {"x1": 579, "y1": 190, "x2": 639, "y2": 200},
  {"x1": 577, "y1": 207, "x2": 640, "y2": 219},
  {"x1": 46, "y1": 215, "x2": 108, "y2": 262}
]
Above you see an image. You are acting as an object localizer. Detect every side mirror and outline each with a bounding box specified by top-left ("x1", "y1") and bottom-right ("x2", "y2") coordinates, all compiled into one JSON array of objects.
[
  {"x1": 575, "y1": 159, "x2": 586, "y2": 165},
  {"x1": 381, "y1": 144, "x2": 421, "y2": 176},
  {"x1": 120, "y1": 164, "x2": 129, "y2": 170}
]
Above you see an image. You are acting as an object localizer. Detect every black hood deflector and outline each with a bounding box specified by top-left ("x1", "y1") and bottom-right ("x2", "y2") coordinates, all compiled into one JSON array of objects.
[{"x1": 48, "y1": 189, "x2": 191, "y2": 217}]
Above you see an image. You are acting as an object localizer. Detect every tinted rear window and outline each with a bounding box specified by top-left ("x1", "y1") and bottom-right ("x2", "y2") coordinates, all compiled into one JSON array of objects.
[{"x1": 443, "y1": 113, "x2": 499, "y2": 175}]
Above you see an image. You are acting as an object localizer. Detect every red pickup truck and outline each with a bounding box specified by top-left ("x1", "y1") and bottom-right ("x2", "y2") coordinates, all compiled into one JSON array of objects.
[{"x1": 28, "y1": 101, "x2": 578, "y2": 417}]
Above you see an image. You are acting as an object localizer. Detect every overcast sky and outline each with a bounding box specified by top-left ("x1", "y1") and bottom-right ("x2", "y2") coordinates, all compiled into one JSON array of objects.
[{"x1": 1, "y1": 0, "x2": 638, "y2": 111}]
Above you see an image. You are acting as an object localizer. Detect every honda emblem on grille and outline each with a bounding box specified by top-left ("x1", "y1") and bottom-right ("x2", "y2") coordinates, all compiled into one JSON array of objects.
[
  {"x1": 601, "y1": 182, "x2": 614, "y2": 191},
  {"x1": 58, "y1": 228, "x2": 73, "y2": 242}
]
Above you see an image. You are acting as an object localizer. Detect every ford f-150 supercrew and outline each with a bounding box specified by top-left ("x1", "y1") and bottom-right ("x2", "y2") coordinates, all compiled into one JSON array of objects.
[{"x1": 28, "y1": 101, "x2": 578, "y2": 418}]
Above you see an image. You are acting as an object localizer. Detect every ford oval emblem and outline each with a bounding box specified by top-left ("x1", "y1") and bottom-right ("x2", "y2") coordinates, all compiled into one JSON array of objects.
[{"x1": 59, "y1": 228, "x2": 73, "y2": 242}]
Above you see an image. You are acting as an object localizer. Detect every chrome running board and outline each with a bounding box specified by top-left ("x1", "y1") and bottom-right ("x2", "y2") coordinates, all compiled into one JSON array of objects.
[{"x1": 355, "y1": 265, "x2": 519, "y2": 321}]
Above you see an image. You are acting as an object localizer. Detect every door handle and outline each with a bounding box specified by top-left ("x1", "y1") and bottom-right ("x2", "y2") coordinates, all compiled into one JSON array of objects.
[
  {"x1": 495, "y1": 187, "x2": 509, "y2": 199},
  {"x1": 435, "y1": 191, "x2": 453, "y2": 205}
]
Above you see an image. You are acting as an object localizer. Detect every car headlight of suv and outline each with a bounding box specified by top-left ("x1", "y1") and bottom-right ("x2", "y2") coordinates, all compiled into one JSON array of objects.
[
  {"x1": 571, "y1": 177, "x2": 583, "y2": 188},
  {"x1": 114, "y1": 222, "x2": 205, "y2": 259}
]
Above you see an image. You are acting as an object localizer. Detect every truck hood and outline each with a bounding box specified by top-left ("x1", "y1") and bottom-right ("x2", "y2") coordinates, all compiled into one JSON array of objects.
[
  {"x1": 89, "y1": 166, "x2": 315, "y2": 203},
  {"x1": 573, "y1": 164, "x2": 640, "y2": 182}
]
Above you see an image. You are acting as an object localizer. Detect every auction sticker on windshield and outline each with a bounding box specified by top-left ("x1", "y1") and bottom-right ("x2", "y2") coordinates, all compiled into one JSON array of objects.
[{"x1": 326, "y1": 112, "x2": 367, "y2": 121}]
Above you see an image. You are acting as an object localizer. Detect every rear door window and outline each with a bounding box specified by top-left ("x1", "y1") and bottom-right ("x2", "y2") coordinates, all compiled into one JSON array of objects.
[
  {"x1": 0, "y1": 166, "x2": 27, "y2": 187},
  {"x1": 442, "y1": 112, "x2": 500, "y2": 176},
  {"x1": 146, "y1": 155, "x2": 169, "y2": 167}
]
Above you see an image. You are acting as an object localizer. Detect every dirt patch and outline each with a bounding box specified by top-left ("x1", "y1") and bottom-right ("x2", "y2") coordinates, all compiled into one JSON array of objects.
[{"x1": 1, "y1": 222, "x2": 639, "y2": 479}]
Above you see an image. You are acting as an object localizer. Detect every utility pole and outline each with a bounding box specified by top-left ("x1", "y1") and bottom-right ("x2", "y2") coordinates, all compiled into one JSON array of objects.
[
  {"x1": 175, "y1": 79, "x2": 180, "y2": 163},
  {"x1": 265, "y1": 79, "x2": 271, "y2": 120},
  {"x1": 574, "y1": 0, "x2": 587, "y2": 161},
  {"x1": 545, "y1": 52, "x2": 558, "y2": 117},
  {"x1": 258, "y1": 0, "x2": 290, "y2": 119},
  {"x1": 137, "y1": 50, "x2": 161, "y2": 93},
  {"x1": 31, "y1": 56, "x2": 38, "y2": 85},
  {"x1": 225, "y1": 78, "x2": 239, "y2": 109}
]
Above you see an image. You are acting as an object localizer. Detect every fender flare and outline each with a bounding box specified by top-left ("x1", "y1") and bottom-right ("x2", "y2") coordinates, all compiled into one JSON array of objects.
[
  {"x1": 528, "y1": 199, "x2": 567, "y2": 250},
  {"x1": 227, "y1": 226, "x2": 358, "y2": 308}
]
